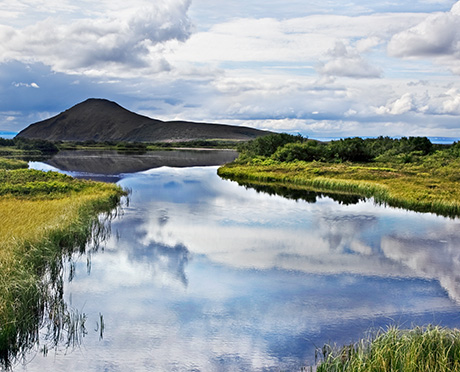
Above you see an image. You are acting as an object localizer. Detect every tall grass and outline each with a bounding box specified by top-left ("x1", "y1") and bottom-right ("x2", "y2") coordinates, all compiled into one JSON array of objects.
[
  {"x1": 0, "y1": 161, "x2": 125, "y2": 367},
  {"x1": 218, "y1": 157, "x2": 460, "y2": 217},
  {"x1": 315, "y1": 325, "x2": 460, "y2": 372},
  {"x1": 0, "y1": 158, "x2": 28, "y2": 170}
]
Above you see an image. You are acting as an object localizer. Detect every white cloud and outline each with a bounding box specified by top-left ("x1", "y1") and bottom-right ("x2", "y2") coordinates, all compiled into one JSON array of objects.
[
  {"x1": 166, "y1": 13, "x2": 427, "y2": 67},
  {"x1": 0, "y1": 0, "x2": 192, "y2": 76},
  {"x1": 440, "y1": 88, "x2": 460, "y2": 114},
  {"x1": 374, "y1": 87, "x2": 460, "y2": 117},
  {"x1": 13, "y1": 81, "x2": 39, "y2": 88},
  {"x1": 388, "y1": 1, "x2": 460, "y2": 74},
  {"x1": 318, "y1": 41, "x2": 382, "y2": 78},
  {"x1": 376, "y1": 93, "x2": 414, "y2": 115}
]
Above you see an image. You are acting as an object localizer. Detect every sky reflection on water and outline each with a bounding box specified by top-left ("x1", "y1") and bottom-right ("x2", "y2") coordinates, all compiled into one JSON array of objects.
[{"x1": 18, "y1": 165, "x2": 460, "y2": 371}]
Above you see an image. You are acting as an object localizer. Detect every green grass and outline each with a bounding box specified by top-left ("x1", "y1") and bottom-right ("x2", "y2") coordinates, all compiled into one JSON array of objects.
[
  {"x1": 315, "y1": 325, "x2": 460, "y2": 372},
  {"x1": 0, "y1": 158, "x2": 28, "y2": 170},
  {"x1": 0, "y1": 147, "x2": 42, "y2": 157},
  {"x1": 57, "y1": 139, "x2": 240, "y2": 151},
  {"x1": 0, "y1": 158, "x2": 125, "y2": 366},
  {"x1": 218, "y1": 154, "x2": 460, "y2": 217}
]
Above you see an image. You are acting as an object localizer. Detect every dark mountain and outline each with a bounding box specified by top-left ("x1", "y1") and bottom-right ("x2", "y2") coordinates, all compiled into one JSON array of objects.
[{"x1": 16, "y1": 98, "x2": 271, "y2": 142}]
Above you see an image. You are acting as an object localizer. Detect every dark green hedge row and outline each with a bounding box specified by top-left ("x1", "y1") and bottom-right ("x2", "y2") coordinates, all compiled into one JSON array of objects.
[{"x1": 238, "y1": 134, "x2": 440, "y2": 163}]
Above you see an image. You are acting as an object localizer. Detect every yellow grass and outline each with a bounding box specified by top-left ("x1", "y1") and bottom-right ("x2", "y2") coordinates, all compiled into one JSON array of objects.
[
  {"x1": 218, "y1": 159, "x2": 460, "y2": 217},
  {"x1": 0, "y1": 164, "x2": 125, "y2": 365}
]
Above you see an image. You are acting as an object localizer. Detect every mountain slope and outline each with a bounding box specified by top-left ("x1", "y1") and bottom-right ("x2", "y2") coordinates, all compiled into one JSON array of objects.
[{"x1": 16, "y1": 99, "x2": 270, "y2": 142}]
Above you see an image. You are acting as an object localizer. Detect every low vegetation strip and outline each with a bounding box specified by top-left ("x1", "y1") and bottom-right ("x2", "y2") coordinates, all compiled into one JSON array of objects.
[
  {"x1": 218, "y1": 134, "x2": 460, "y2": 217},
  {"x1": 315, "y1": 325, "x2": 460, "y2": 372},
  {"x1": 0, "y1": 169, "x2": 89, "y2": 197},
  {"x1": 218, "y1": 162, "x2": 460, "y2": 217},
  {"x1": 0, "y1": 158, "x2": 125, "y2": 366}
]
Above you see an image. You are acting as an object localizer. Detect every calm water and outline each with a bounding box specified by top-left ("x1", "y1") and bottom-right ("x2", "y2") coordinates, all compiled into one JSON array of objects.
[{"x1": 19, "y1": 156, "x2": 460, "y2": 371}]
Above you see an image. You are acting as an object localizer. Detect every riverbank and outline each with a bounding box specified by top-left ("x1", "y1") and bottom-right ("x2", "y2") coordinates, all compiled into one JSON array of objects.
[
  {"x1": 0, "y1": 158, "x2": 125, "y2": 366},
  {"x1": 218, "y1": 160, "x2": 460, "y2": 217},
  {"x1": 218, "y1": 135, "x2": 460, "y2": 217}
]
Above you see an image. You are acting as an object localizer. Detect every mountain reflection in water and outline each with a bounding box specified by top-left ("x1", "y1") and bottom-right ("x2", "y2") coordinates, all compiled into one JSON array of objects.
[
  {"x1": 20, "y1": 163, "x2": 460, "y2": 372},
  {"x1": 43, "y1": 149, "x2": 238, "y2": 179}
]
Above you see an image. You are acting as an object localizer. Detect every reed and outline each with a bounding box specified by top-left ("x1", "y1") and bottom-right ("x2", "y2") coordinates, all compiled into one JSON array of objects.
[
  {"x1": 315, "y1": 325, "x2": 460, "y2": 372},
  {"x1": 0, "y1": 161, "x2": 125, "y2": 367},
  {"x1": 218, "y1": 158, "x2": 460, "y2": 217}
]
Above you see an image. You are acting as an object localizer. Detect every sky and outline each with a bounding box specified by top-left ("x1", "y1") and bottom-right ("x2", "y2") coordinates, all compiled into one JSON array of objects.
[{"x1": 1, "y1": 0, "x2": 460, "y2": 139}]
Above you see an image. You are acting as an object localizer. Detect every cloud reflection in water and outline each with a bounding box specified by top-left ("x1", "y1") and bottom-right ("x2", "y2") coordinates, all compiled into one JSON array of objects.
[{"x1": 19, "y1": 166, "x2": 460, "y2": 371}]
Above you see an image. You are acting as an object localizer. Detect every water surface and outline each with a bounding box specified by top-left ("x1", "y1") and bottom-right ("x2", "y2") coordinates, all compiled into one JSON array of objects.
[
  {"x1": 45, "y1": 149, "x2": 238, "y2": 176},
  {"x1": 19, "y1": 159, "x2": 460, "y2": 371}
]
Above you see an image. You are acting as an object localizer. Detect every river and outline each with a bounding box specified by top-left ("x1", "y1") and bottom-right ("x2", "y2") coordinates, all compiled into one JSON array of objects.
[{"x1": 16, "y1": 150, "x2": 460, "y2": 371}]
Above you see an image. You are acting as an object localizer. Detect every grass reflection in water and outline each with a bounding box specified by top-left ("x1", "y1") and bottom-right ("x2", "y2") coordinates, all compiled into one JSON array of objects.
[{"x1": 0, "y1": 163, "x2": 125, "y2": 369}]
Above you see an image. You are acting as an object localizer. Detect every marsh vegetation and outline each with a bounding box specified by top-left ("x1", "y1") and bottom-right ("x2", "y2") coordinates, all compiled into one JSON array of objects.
[
  {"x1": 219, "y1": 134, "x2": 460, "y2": 217},
  {"x1": 315, "y1": 325, "x2": 460, "y2": 372},
  {"x1": 0, "y1": 157, "x2": 125, "y2": 368}
]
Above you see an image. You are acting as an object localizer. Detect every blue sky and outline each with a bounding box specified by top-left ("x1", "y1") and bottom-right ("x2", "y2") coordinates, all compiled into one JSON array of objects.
[{"x1": 1, "y1": 0, "x2": 460, "y2": 138}]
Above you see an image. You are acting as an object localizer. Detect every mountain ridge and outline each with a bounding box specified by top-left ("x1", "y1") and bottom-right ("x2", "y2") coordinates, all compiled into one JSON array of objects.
[{"x1": 16, "y1": 98, "x2": 271, "y2": 142}]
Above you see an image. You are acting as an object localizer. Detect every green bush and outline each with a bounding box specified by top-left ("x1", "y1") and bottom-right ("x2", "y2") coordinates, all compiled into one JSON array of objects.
[
  {"x1": 326, "y1": 137, "x2": 373, "y2": 162},
  {"x1": 13, "y1": 138, "x2": 59, "y2": 154},
  {"x1": 272, "y1": 141, "x2": 325, "y2": 162},
  {"x1": 451, "y1": 142, "x2": 460, "y2": 157},
  {"x1": 0, "y1": 139, "x2": 15, "y2": 147},
  {"x1": 238, "y1": 133, "x2": 305, "y2": 158},
  {"x1": 238, "y1": 134, "x2": 437, "y2": 164}
]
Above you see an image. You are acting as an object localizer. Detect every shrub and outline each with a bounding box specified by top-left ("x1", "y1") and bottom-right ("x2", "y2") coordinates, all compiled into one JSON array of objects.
[
  {"x1": 13, "y1": 138, "x2": 59, "y2": 154},
  {"x1": 272, "y1": 141, "x2": 324, "y2": 162},
  {"x1": 326, "y1": 137, "x2": 373, "y2": 162},
  {"x1": 451, "y1": 142, "x2": 460, "y2": 157},
  {"x1": 238, "y1": 133, "x2": 305, "y2": 158}
]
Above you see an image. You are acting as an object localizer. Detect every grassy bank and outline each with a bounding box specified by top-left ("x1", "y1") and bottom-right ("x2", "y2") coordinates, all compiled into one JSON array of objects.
[
  {"x1": 218, "y1": 160, "x2": 460, "y2": 217},
  {"x1": 218, "y1": 135, "x2": 460, "y2": 217},
  {"x1": 315, "y1": 325, "x2": 460, "y2": 372},
  {"x1": 0, "y1": 159, "x2": 125, "y2": 366}
]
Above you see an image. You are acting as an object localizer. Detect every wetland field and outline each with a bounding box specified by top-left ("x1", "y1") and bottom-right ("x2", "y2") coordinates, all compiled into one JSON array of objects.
[{"x1": 2, "y1": 140, "x2": 460, "y2": 371}]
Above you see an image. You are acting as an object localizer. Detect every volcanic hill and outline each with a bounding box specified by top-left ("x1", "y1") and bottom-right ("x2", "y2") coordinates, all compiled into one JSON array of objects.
[{"x1": 16, "y1": 98, "x2": 270, "y2": 142}]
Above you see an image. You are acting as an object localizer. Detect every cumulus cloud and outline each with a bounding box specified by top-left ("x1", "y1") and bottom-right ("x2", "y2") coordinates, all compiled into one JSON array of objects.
[
  {"x1": 318, "y1": 41, "x2": 382, "y2": 78},
  {"x1": 440, "y1": 88, "x2": 460, "y2": 114},
  {"x1": 375, "y1": 87, "x2": 460, "y2": 117},
  {"x1": 376, "y1": 93, "x2": 414, "y2": 115},
  {"x1": 0, "y1": 0, "x2": 192, "y2": 76},
  {"x1": 388, "y1": 1, "x2": 460, "y2": 74}
]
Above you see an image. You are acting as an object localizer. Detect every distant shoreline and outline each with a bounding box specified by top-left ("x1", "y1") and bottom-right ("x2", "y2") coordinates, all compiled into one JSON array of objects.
[
  {"x1": 0, "y1": 131, "x2": 18, "y2": 139},
  {"x1": 2, "y1": 131, "x2": 459, "y2": 144}
]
